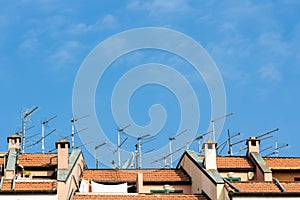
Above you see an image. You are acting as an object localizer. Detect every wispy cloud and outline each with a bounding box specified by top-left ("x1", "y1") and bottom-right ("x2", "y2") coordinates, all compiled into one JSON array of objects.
[
  {"x1": 258, "y1": 65, "x2": 282, "y2": 83},
  {"x1": 66, "y1": 14, "x2": 118, "y2": 35},
  {"x1": 127, "y1": 0, "x2": 191, "y2": 16},
  {"x1": 49, "y1": 40, "x2": 81, "y2": 71}
]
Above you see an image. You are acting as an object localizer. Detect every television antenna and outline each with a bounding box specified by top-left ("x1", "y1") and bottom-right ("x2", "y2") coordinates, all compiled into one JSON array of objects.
[
  {"x1": 60, "y1": 127, "x2": 88, "y2": 141},
  {"x1": 71, "y1": 115, "x2": 89, "y2": 150},
  {"x1": 26, "y1": 129, "x2": 56, "y2": 149},
  {"x1": 135, "y1": 133, "x2": 151, "y2": 169},
  {"x1": 94, "y1": 142, "x2": 108, "y2": 169},
  {"x1": 41, "y1": 115, "x2": 57, "y2": 153},
  {"x1": 187, "y1": 130, "x2": 212, "y2": 155},
  {"x1": 116, "y1": 124, "x2": 130, "y2": 169},
  {"x1": 210, "y1": 113, "x2": 233, "y2": 142},
  {"x1": 264, "y1": 141, "x2": 288, "y2": 157},
  {"x1": 169, "y1": 129, "x2": 187, "y2": 168},
  {"x1": 15, "y1": 126, "x2": 35, "y2": 136},
  {"x1": 21, "y1": 106, "x2": 39, "y2": 153},
  {"x1": 26, "y1": 132, "x2": 40, "y2": 140},
  {"x1": 152, "y1": 145, "x2": 186, "y2": 168}
]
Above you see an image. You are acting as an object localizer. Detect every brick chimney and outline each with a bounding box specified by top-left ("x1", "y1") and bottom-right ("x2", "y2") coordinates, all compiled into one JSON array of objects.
[
  {"x1": 246, "y1": 137, "x2": 260, "y2": 156},
  {"x1": 7, "y1": 134, "x2": 21, "y2": 151},
  {"x1": 203, "y1": 140, "x2": 217, "y2": 169},
  {"x1": 56, "y1": 139, "x2": 70, "y2": 170}
]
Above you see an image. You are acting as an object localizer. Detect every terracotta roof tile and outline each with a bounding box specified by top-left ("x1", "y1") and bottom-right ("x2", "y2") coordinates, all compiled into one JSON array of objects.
[
  {"x1": 1, "y1": 181, "x2": 12, "y2": 190},
  {"x1": 281, "y1": 182, "x2": 300, "y2": 192},
  {"x1": 230, "y1": 182, "x2": 281, "y2": 193},
  {"x1": 264, "y1": 157, "x2": 300, "y2": 169},
  {"x1": 73, "y1": 194, "x2": 207, "y2": 200},
  {"x1": 82, "y1": 169, "x2": 190, "y2": 183},
  {"x1": 1, "y1": 180, "x2": 57, "y2": 191},
  {"x1": 19, "y1": 153, "x2": 58, "y2": 167},
  {"x1": 82, "y1": 170, "x2": 137, "y2": 182},
  {"x1": 143, "y1": 169, "x2": 190, "y2": 182},
  {"x1": 216, "y1": 156, "x2": 253, "y2": 169}
]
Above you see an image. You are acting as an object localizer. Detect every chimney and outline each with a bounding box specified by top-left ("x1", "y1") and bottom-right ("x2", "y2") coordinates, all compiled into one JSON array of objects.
[
  {"x1": 203, "y1": 140, "x2": 217, "y2": 169},
  {"x1": 7, "y1": 134, "x2": 21, "y2": 151},
  {"x1": 56, "y1": 139, "x2": 70, "y2": 170},
  {"x1": 246, "y1": 137, "x2": 260, "y2": 156}
]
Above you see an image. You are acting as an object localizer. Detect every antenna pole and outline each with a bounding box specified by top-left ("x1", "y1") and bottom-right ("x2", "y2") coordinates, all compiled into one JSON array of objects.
[
  {"x1": 71, "y1": 118, "x2": 75, "y2": 150},
  {"x1": 117, "y1": 129, "x2": 121, "y2": 169},
  {"x1": 138, "y1": 138, "x2": 142, "y2": 169},
  {"x1": 22, "y1": 119, "x2": 26, "y2": 153},
  {"x1": 275, "y1": 141, "x2": 279, "y2": 157},
  {"x1": 41, "y1": 115, "x2": 57, "y2": 154},
  {"x1": 95, "y1": 142, "x2": 107, "y2": 169},
  {"x1": 116, "y1": 124, "x2": 130, "y2": 169},
  {"x1": 42, "y1": 123, "x2": 45, "y2": 153},
  {"x1": 21, "y1": 106, "x2": 39, "y2": 153},
  {"x1": 211, "y1": 113, "x2": 233, "y2": 142},
  {"x1": 169, "y1": 140, "x2": 173, "y2": 168}
]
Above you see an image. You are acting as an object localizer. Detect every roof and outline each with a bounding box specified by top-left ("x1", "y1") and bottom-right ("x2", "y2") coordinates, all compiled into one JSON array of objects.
[
  {"x1": 264, "y1": 157, "x2": 300, "y2": 170},
  {"x1": 82, "y1": 169, "x2": 190, "y2": 183},
  {"x1": 216, "y1": 156, "x2": 253, "y2": 170},
  {"x1": 143, "y1": 169, "x2": 190, "y2": 182},
  {"x1": 19, "y1": 153, "x2": 58, "y2": 167},
  {"x1": 73, "y1": 194, "x2": 207, "y2": 200},
  {"x1": 281, "y1": 182, "x2": 300, "y2": 192},
  {"x1": 228, "y1": 182, "x2": 281, "y2": 193},
  {"x1": 0, "y1": 180, "x2": 57, "y2": 191}
]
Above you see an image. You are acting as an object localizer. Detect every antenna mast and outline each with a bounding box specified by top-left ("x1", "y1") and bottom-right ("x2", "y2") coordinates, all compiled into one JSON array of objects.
[
  {"x1": 21, "y1": 106, "x2": 39, "y2": 153},
  {"x1": 211, "y1": 113, "x2": 233, "y2": 142},
  {"x1": 71, "y1": 115, "x2": 89, "y2": 150},
  {"x1": 117, "y1": 124, "x2": 130, "y2": 169},
  {"x1": 169, "y1": 129, "x2": 187, "y2": 168},
  {"x1": 41, "y1": 115, "x2": 57, "y2": 153},
  {"x1": 94, "y1": 142, "x2": 107, "y2": 169},
  {"x1": 136, "y1": 134, "x2": 150, "y2": 169}
]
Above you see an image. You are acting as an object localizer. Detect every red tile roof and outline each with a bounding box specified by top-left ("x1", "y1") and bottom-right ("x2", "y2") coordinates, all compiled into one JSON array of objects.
[
  {"x1": 143, "y1": 169, "x2": 190, "y2": 182},
  {"x1": 82, "y1": 169, "x2": 190, "y2": 183},
  {"x1": 281, "y1": 182, "x2": 300, "y2": 192},
  {"x1": 73, "y1": 194, "x2": 207, "y2": 200},
  {"x1": 0, "y1": 180, "x2": 57, "y2": 191},
  {"x1": 230, "y1": 182, "x2": 281, "y2": 193},
  {"x1": 216, "y1": 157, "x2": 253, "y2": 169},
  {"x1": 19, "y1": 154, "x2": 58, "y2": 167},
  {"x1": 82, "y1": 170, "x2": 137, "y2": 182},
  {"x1": 264, "y1": 157, "x2": 300, "y2": 169}
]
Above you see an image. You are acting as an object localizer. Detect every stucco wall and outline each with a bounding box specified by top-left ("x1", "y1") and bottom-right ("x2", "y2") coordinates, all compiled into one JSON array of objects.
[{"x1": 272, "y1": 171, "x2": 300, "y2": 182}]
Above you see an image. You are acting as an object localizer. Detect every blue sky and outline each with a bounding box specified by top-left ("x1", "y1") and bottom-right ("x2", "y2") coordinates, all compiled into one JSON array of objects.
[{"x1": 0, "y1": 1, "x2": 300, "y2": 168}]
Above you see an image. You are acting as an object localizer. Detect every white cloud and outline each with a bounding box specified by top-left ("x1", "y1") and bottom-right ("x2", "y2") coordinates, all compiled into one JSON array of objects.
[
  {"x1": 127, "y1": 0, "x2": 191, "y2": 16},
  {"x1": 66, "y1": 14, "x2": 118, "y2": 35},
  {"x1": 50, "y1": 40, "x2": 81, "y2": 71},
  {"x1": 19, "y1": 38, "x2": 39, "y2": 52},
  {"x1": 258, "y1": 65, "x2": 282, "y2": 83}
]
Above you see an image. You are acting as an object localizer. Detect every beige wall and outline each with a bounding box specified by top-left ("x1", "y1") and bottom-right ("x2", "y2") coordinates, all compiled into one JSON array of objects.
[
  {"x1": 178, "y1": 154, "x2": 227, "y2": 200},
  {"x1": 57, "y1": 153, "x2": 85, "y2": 200},
  {"x1": 141, "y1": 184, "x2": 191, "y2": 194}
]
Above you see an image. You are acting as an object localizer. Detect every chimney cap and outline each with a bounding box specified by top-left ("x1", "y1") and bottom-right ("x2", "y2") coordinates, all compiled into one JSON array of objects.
[
  {"x1": 246, "y1": 136, "x2": 261, "y2": 144},
  {"x1": 7, "y1": 134, "x2": 21, "y2": 142},
  {"x1": 55, "y1": 139, "x2": 70, "y2": 149}
]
